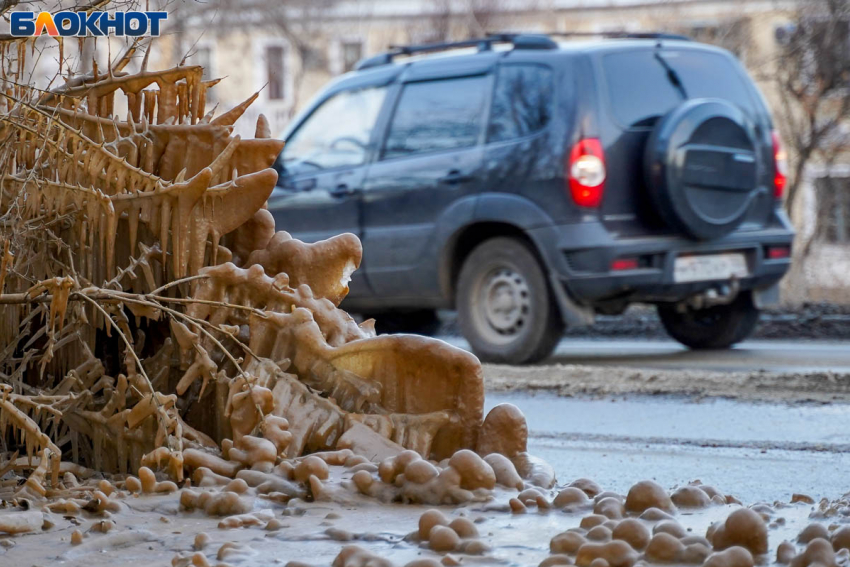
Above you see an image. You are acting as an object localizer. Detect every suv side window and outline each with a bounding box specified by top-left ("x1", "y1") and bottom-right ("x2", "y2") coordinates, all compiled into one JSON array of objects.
[
  {"x1": 382, "y1": 75, "x2": 489, "y2": 160},
  {"x1": 283, "y1": 85, "x2": 386, "y2": 172},
  {"x1": 487, "y1": 64, "x2": 553, "y2": 142}
]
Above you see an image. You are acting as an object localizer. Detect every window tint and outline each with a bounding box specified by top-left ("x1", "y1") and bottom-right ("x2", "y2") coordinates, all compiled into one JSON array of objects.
[
  {"x1": 488, "y1": 65, "x2": 553, "y2": 142},
  {"x1": 382, "y1": 76, "x2": 488, "y2": 159},
  {"x1": 283, "y1": 86, "x2": 386, "y2": 171},
  {"x1": 602, "y1": 50, "x2": 756, "y2": 128}
]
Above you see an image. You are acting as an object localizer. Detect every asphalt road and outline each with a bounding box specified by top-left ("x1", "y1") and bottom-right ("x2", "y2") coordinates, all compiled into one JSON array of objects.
[
  {"x1": 440, "y1": 337, "x2": 850, "y2": 373},
  {"x1": 451, "y1": 338, "x2": 850, "y2": 504}
]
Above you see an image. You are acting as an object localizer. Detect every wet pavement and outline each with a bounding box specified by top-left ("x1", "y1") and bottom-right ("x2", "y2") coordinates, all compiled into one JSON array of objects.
[
  {"x1": 486, "y1": 390, "x2": 850, "y2": 504},
  {"x1": 441, "y1": 337, "x2": 850, "y2": 373}
]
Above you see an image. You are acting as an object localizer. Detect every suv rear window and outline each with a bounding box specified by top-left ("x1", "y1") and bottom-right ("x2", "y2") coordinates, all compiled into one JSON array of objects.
[
  {"x1": 602, "y1": 49, "x2": 756, "y2": 128},
  {"x1": 382, "y1": 75, "x2": 489, "y2": 159}
]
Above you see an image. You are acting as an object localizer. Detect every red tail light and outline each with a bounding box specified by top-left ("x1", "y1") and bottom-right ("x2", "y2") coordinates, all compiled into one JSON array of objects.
[
  {"x1": 611, "y1": 258, "x2": 639, "y2": 271},
  {"x1": 771, "y1": 130, "x2": 787, "y2": 200},
  {"x1": 767, "y1": 245, "x2": 791, "y2": 259},
  {"x1": 568, "y1": 138, "x2": 606, "y2": 208}
]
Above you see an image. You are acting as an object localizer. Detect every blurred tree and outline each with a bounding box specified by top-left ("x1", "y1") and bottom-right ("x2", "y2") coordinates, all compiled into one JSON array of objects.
[
  {"x1": 771, "y1": 0, "x2": 850, "y2": 220},
  {"x1": 411, "y1": 0, "x2": 522, "y2": 44}
]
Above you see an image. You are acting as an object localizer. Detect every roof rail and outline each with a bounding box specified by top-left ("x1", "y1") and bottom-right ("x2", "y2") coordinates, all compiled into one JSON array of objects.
[
  {"x1": 545, "y1": 31, "x2": 692, "y2": 41},
  {"x1": 353, "y1": 33, "x2": 557, "y2": 71}
]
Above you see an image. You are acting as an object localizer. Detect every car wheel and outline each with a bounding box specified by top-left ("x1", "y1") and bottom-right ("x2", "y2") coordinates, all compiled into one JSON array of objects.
[
  {"x1": 657, "y1": 291, "x2": 760, "y2": 349},
  {"x1": 457, "y1": 237, "x2": 563, "y2": 364},
  {"x1": 369, "y1": 309, "x2": 441, "y2": 336}
]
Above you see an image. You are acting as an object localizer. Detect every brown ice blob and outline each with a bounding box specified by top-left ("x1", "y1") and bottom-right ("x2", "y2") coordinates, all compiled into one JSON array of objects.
[
  {"x1": 576, "y1": 541, "x2": 639, "y2": 567},
  {"x1": 777, "y1": 541, "x2": 797, "y2": 564},
  {"x1": 797, "y1": 523, "x2": 829, "y2": 544},
  {"x1": 654, "y1": 520, "x2": 687, "y2": 539},
  {"x1": 351, "y1": 470, "x2": 374, "y2": 495},
  {"x1": 294, "y1": 456, "x2": 330, "y2": 483},
  {"x1": 510, "y1": 498, "x2": 527, "y2": 514},
  {"x1": 582, "y1": 515, "x2": 609, "y2": 529},
  {"x1": 484, "y1": 453, "x2": 523, "y2": 490},
  {"x1": 430, "y1": 525, "x2": 461, "y2": 552},
  {"x1": 708, "y1": 508, "x2": 768, "y2": 556},
  {"x1": 680, "y1": 543, "x2": 712, "y2": 564},
  {"x1": 448, "y1": 517, "x2": 478, "y2": 539},
  {"x1": 671, "y1": 486, "x2": 711, "y2": 508},
  {"x1": 124, "y1": 476, "x2": 142, "y2": 493},
  {"x1": 791, "y1": 494, "x2": 815, "y2": 505},
  {"x1": 519, "y1": 488, "x2": 547, "y2": 505},
  {"x1": 419, "y1": 509, "x2": 449, "y2": 540},
  {"x1": 332, "y1": 545, "x2": 393, "y2": 567},
  {"x1": 572, "y1": 479, "x2": 603, "y2": 498},
  {"x1": 612, "y1": 519, "x2": 651, "y2": 551},
  {"x1": 194, "y1": 532, "x2": 210, "y2": 550},
  {"x1": 703, "y1": 547, "x2": 755, "y2": 567},
  {"x1": 790, "y1": 538, "x2": 836, "y2": 567},
  {"x1": 405, "y1": 459, "x2": 440, "y2": 484},
  {"x1": 379, "y1": 450, "x2": 421, "y2": 484},
  {"x1": 405, "y1": 560, "x2": 442, "y2": 567},
  {"x1": 139, "y1": 466, "x2": 177, "y2": 494},
  {"x1": 595, "y1": 497, "x2": 625, "y2": 519},
  {"x1": 540, "y1": 555, "x2": 575, "y2": 567},
  {"x1": 551, "y1": 531, "x2": 588, "y2": 554},
  {"x1": 625, "y1": 481, "x2": 675, "y2": 514},
  {"x1": 640, "y1": 508, "x2": 675, "y2": 522},
  {"x1": 448, "y1": 450, "x2": 495, "y2": 491},
  {"x1": 555, "y1": 487, "x2": 591, "y2": 508},
  {"x1": 475, "y1": 403, "x2": 528, "y2": 458},
  {"x1": 832, "y1": 526, "x2": 850, "y2": 551},
  {"x1": 229, "y1": 435, "x2": 278, "y2": 470},
  {"x1": 645, "y1": 533, "x2": 686, "y2": 562},
  {"x1": 682, "y1": 536, "x2": 712, "y2": 548},
  {"x1": 587, "y1": 526, "x2": 613, "y2": 542}
]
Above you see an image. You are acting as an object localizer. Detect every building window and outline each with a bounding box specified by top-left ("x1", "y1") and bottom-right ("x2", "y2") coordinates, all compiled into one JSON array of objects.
[
  {"x1": 342, "y1": 41, "x2": 363, "y2": 73},
  {"x1": 191, "y1": 45, "x2": 213, "y2": 81},
  {"x1": 266, "y1": 45, "x2": 286, "y2": 101},
  {"x1": 817, "y1": 177, "x2": 850, "y2": 243}
]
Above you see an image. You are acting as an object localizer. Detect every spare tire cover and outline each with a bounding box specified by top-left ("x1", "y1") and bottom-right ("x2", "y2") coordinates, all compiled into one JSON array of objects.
[{"x1": 644, "y1": 98, "x2": 761, "y2": 240}]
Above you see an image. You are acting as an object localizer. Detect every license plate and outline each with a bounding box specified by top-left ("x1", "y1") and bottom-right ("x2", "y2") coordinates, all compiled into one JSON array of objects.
[{"x1": 674, "y1": 253, "x2": 748, "y2": 283}]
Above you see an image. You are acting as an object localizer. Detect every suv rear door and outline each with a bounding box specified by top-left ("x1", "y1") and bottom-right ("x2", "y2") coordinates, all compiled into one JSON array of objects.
[
  {"x1": 269, "y1": 84, "x2": 388, "y2": 298},
  {"x1": 360, "y1": 70, "x2": 492, "y2": 299},
  {"x1": 595, "y1": 46, "x2": 775, "y2": 237}
]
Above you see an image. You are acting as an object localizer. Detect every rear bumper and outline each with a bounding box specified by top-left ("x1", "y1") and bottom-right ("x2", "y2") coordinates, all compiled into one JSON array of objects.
[{"x1": 531, "y1": 220, "x2": 794, "y2": 306}]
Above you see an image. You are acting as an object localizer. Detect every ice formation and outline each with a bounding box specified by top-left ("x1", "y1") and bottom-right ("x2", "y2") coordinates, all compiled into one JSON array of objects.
[{"x1": 0, "y1": 23, "x2": 529, "y2": 500}]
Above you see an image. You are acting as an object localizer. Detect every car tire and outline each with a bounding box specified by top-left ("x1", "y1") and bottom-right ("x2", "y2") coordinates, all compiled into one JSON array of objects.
[
  {"x1": 369, "y1": 309, "x2": 441, "y2": 336},
  {"x1": 657, "y1": 291, "x2": 760, "y2": 349},
  {"x1": 457, "y1": 237, "x2": 563, "y2": 364}
]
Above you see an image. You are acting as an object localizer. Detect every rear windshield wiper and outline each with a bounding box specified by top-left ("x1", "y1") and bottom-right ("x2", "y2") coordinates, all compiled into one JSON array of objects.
[{"x1": 654, "y1": 51, "x2": 688, "y2": 100}]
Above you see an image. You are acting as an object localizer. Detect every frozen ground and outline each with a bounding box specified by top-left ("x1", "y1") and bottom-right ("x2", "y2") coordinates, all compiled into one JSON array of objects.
[
  {"x1": 4, "y1": 338, "x2": 849, "y2": 566},
  {"x1": 487, "y1": 391, "x2": 850, "y2": 504}
]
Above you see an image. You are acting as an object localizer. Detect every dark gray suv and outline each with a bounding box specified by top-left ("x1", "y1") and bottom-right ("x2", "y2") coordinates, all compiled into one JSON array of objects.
[{"x1": 270, "y1": 33, "x2": 794, "y2": 364}]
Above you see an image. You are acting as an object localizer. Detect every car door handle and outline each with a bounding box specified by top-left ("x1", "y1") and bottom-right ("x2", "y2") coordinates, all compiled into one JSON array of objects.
[
  {"x1": 329, "y1": 183, "x2": 359, "y2": 197},
  {"x1": 439, "y1": 170, "x2": 472, "y2": 185}
]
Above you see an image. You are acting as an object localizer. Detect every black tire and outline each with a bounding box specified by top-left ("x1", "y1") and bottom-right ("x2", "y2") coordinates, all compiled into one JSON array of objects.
[
  {"x1": 456, "y1": 237, "x2": 563, "y2": 364},
  {"x1": 657, "y1": 291, "x2": 760, "y2": 349},
  {"x1": 369, "y1": 309, "x2": 441, "y2": 336}
]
